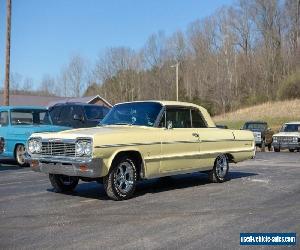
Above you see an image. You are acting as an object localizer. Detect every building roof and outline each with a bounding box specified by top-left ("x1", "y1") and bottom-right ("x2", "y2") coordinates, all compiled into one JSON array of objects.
[{"x1": 0, "y1": 94, "x2": 112, "y2": 107}]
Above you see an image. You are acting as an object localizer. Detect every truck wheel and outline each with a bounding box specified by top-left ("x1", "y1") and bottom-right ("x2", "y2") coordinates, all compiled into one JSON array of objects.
[
  {"x1": 208, "y1": 154, "x2": 229, "y2": 183},
  {"x1": 267, "y1": 144, "x2": 272, "y2": 151},
  {"x1": 289, "y1": 149, "x2": 295, "y2": 152},
  {"x1": 49, "y1": 174, "x2": 79, "y2": 193},
  {"x1": 103, "y1": 156, "x2": 137, "y2": 201},
  {"x1": 261, "y1": 140, "x2": 266, "y2": 152},
  {"x1": 274, "y1": 147, "x2": 280, "y2": 152},
  {"x1": 15, "y1": 144, "x2": 28, "y2": 167}
]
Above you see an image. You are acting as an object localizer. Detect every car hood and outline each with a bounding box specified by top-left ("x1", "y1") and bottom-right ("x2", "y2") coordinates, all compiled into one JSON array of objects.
[
  {"x1": 30, "y1": 125, "x2": 156, "y2": 140},
  {"x1": 273, "y1": 132, "x2": 300, "y2": 137},
  {"x1": 10, "y1": 124, "x2": 70, "y2": 137}
]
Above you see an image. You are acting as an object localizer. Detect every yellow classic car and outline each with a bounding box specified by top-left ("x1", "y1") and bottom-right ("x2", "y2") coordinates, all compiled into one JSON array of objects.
[{"x1": 27, "y1": 101, "x2": 255, "y2": 200}]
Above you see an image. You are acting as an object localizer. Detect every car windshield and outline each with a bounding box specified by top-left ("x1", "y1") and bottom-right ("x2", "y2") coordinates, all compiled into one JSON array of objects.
[
  {"x1": 100, "y1": 102, "x2": 162, "y2": 127},
  {"x1": 84, "y1": 106, "x2": 110, "y2": 120},
  {"x1": 244, "y1": 123, "x2": 267, "y2": 131},
  {"x1": 280, "y1": 124, "x2": 300, "y2": 132},
  {"x1": 11, "y1": 110, "x2": 51, "y2": 125}
]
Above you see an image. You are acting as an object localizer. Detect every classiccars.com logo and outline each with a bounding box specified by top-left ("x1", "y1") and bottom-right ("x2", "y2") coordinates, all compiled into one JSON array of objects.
[{"x1": 240, "y1": 233, "x2": 296, "y2": 246}]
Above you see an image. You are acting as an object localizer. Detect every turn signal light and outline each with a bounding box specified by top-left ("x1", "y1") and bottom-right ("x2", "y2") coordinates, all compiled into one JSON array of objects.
[{"x1": 80, "y1": 165, "x2": 88, "y2": 172}]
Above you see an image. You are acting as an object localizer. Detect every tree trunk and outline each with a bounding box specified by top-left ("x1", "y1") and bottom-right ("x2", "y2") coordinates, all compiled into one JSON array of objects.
[{"x1": 3, "y1": 0, "x2": 12, "y2": 106}]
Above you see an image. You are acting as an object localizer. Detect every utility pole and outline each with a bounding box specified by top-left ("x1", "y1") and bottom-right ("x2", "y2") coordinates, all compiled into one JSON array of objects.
[
  {"x1": 171, "y1": 62, "x2": 179, "y2": 101},
  {"x1": 3, "y1": 0, "x2": 12, "y2": 105}
]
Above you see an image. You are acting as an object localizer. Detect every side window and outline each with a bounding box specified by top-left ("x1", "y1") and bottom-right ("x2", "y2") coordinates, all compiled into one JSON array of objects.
[
  {"x1": 49, "y1": 106, "x2": 62, "y2": 124},
  {"x1": 59, "y1": 106, "x2": 72, "y2": 124},
  {"x1": 159, "y1": 111, "x2": 166, "y2": 128},
  {"x1": 0, "y1": 111, "x2": 9, "y2": 127},
  {"x1": 166, "y1": 108, "x2": 191, "y2": 128},
  {"x1": 191, "y1": 109, "x2": 207, "y2": 128},
  {"x1": 71, "y1": 106, "x2": 83, "y2": 119}
]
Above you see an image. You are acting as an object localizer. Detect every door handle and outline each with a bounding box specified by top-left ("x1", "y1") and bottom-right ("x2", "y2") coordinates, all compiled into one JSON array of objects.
[{"x1": 192, "y1": 133, "x2": 199, "y2": 138}]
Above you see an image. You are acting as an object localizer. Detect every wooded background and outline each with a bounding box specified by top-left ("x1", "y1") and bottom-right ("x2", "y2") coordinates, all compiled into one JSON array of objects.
[{"x1": 6, "y1": 0, "x2": 300, "y2": 115}]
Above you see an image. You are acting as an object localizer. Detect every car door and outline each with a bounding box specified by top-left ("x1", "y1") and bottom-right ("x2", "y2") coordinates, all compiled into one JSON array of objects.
[{"x1": 159, "y1": 107, "x2": 200, "y2": 173}]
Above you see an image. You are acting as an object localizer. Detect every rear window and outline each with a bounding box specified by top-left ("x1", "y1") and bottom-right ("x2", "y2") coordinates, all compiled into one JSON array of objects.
[
  {"x1": 11, "y1": 110, "x2": 51, "y2": 125},
  {"x1": 84, "y1": 106, "x2": 109, "y2": 120}
]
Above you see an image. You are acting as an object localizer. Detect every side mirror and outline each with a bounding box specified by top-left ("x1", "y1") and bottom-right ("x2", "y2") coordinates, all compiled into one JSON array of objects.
[
  {"x1": 73, "y1": 114, "x2": 83, "y2": 121},
  {"x1": 167, "y1": 120, "x2": 173, "y2": 129}
]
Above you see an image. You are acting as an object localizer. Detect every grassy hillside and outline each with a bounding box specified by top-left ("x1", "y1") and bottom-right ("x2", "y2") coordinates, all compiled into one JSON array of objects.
[{"x1": 213, "y1": 99, "x2": 300, "y2": 131}]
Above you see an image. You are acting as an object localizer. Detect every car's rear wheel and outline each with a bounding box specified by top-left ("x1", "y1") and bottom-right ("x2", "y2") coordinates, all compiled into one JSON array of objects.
[
  {"x1": 15, "y1": 144, "x2": 28, "y2": 167},
  {"x1": 289, "y1": 149, "x2": 295, "y2": 152},
  {"x1": 49, "y1": 174, "x2": 79, "y2": 193},
  {"x1": 208, "y1": 154, "x2": 229, "y2": 183},
  {"x1": 261, "y1": 140, "x2": 266, "y2": 152},
  {"x1": 267, "y1": 144, "x2": 272, "y2": 151},
  {"x1": 274, "y1": 147, "x2": 280, "y2": 152},
  {"x1": 103, "y1": 156, "x2": 137, "y2": 201}
]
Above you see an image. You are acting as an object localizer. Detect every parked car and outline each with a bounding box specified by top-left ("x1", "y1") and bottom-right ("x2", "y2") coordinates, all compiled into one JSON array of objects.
[
  {"x1": 49, "y1": 102, "x2": 110, "y2": 128},
  {"x1": 272, "y1": 122, "x2": 300, "y2": 152},
  {"x1": 27, "y1": 101, "x2": 255, "y2": 200},
  {"x1": 242, "y1": 121, "x2": 274, "y2": 151},
  {"x1": 216, "y1": 124, "x2": 228, "y2": 129},
  {"x1": 0, "y1": 106, "x2": 70, "y2": 166}
]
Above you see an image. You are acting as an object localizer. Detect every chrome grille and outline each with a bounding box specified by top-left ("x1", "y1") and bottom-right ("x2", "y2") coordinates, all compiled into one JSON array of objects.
[
  {"x1": 277, "y1": 136, "x2": 294, "y2": 143},
  {"x1": 41, "y1": 141, "x2": 76, "y2": 157}
]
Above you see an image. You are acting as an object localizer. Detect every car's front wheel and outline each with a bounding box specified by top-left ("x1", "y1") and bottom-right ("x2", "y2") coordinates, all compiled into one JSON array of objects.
[
  {"x1": 49, "y1": 174, "x2": 79, "y2": 193},
  {"x1": 289, "y1": 149, "x2": 295, "y2": 152},
  {"x1": 208, "y1": 154, "x2": 229, "y2": 183},
  {"x1": 274, "y1": 147, "x2": 280, "y2": 152},
  {"x1": 103, "y1": 156, "x2": 137, "y2": 201},
  {"x1": 15, "y1": 144, "x2": 28, "y2": 167}
]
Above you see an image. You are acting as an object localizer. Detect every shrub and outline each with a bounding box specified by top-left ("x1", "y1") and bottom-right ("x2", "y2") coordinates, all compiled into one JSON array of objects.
[{"x1": 277, "y1": 69, "x2": 300, "y2": 100}]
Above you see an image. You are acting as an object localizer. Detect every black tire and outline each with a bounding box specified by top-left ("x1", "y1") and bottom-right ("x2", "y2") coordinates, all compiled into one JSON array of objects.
[
  {"x1": 103, "y1": 156, "x2": 137, "y2": 201},
  {"x1": 289, "y1": 149, "x2": 295, "y2": 152},
  {"x1": 267, "y1": 144, "x2": 272, "y2": 151},
  {"x1": 261, "y1": 140, "x2": 266, "y2": 152},
  {"x1": 208, "y1": 154, "x2": 229, "y2": 183},
  {"x1": 15, "y1": 144, "x2": 29, "y2": 167},
  {"x1": 274, "y1": 147, "x2": 280, "y2": 152},
  {"x1": 49, "y1": 174, "x2": 79, "y2": 193}
]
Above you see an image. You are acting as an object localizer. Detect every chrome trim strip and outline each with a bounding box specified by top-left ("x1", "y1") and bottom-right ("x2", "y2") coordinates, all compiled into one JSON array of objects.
[
  {"x1": 144, "y1": 149, "x2": 254, "y2": 161},
  {"x1": 94, "y1": 139, "x2": 253, "y2": 148},
  {"x1": 95, "y1": 142, "x2": 161, "y2": 148}
]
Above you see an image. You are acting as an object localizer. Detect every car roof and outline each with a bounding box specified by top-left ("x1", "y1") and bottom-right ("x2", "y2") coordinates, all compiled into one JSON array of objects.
[
  {"x1": 285, "y1": 121, "x2": 300, "y2": 125},
  {"x1": 0, "y1": 106, "x2": 47, "y2": 110},
  {"x1": 50, "y1": 102, "x2": 108, "y2": 107},
  {"x1": 113, "y1": 100, "x2": 216, "y2": 127},
  {"x1": 115, "y1": 100, "x2": 202, "y2": 109},
  {"x1": 244, "y1": 121, "x2": 267, "y2": 124}
]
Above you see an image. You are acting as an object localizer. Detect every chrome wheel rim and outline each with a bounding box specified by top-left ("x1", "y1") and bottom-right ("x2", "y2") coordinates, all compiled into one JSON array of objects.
[
  {"x1": 16, "y1": 145, "x2": 25, "y2": 164},
  {"x1": 216, "y1": 155, "x2": 228, "y2": 178},
  {"x1": 115, "y1": 161, "x2": 134, "y2": 193}
]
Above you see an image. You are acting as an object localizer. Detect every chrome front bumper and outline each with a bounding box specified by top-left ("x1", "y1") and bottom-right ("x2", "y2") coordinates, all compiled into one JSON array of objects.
[
  {"x1": 272, "y1": 142, "x2": 300, "y2": 150},
  {"x1": 27, "y1": 155, "x2": 103, "y2": 178}
]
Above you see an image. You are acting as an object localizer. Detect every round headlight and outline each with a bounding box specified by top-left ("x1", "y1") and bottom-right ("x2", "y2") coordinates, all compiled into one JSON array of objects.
[
  {"x1": 75, "y1": 141, "x2": 85, "y2": 156},
  {"x1": 34, "y1": 140, "x2": 42, "y2": 153},
  {"x1": 84, "y1": 142, "x2": 92, "y2": 156},
  {"x1": 28, "y1": 138, "x2": 41, "y2": 154},
  {"x1": 28, "y1": 140, "x2": 35, "y2": 153}
]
